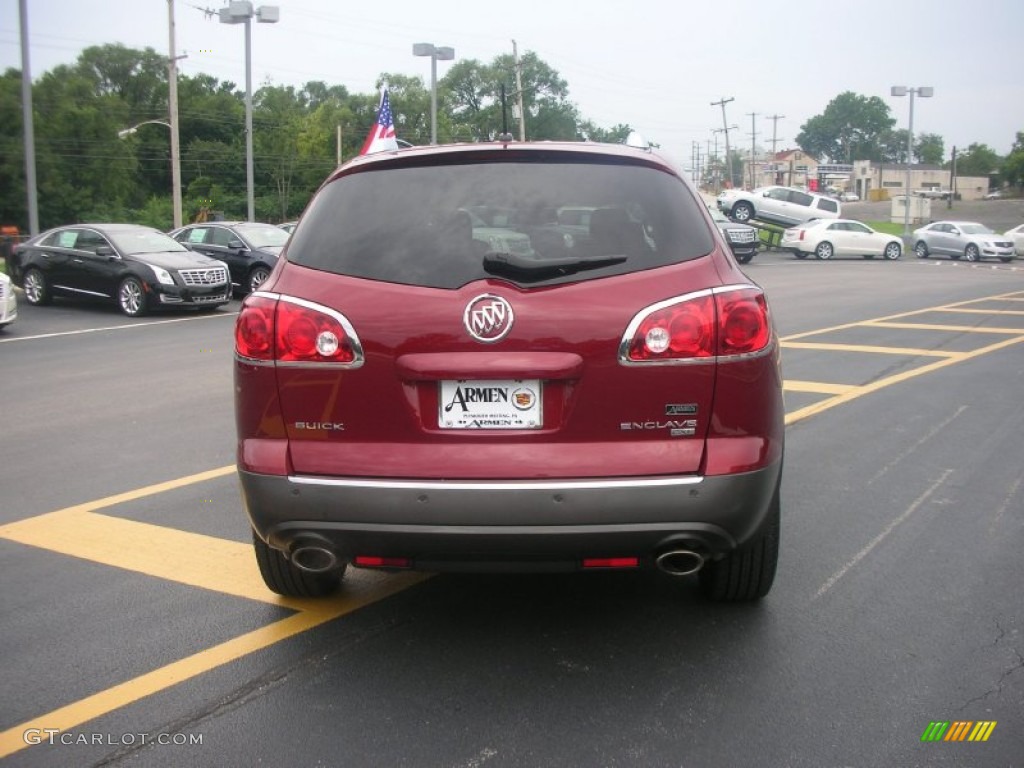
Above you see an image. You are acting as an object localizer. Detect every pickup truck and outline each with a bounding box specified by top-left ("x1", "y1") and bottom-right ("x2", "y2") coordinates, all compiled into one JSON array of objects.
[{"x1": 915, "y1": 189, "x2": 952, "y2": 200}]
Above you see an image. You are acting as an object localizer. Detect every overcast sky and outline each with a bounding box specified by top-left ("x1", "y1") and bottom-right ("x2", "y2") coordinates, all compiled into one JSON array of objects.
[{"x1": 3, "y1": 0, "x2": 1023, "y2": 166}]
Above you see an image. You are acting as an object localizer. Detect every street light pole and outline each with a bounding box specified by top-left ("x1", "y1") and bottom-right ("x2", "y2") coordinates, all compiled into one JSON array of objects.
[
  {"x1": 118, "y1": 119, "x2": 179, "y2": 224},
  {"x1": 413, "y1": 43, "x2": 455, "y2": 145},
  {"x1": 220, "y1": 1, "x2": 279, "y2": 222},
  {"x1": 890, "y1": 85, "x2": 933, "y2": 241}
]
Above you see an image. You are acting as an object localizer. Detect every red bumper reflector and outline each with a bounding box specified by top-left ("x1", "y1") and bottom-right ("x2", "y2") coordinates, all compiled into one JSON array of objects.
[
  {"x1": 582, "y1": 557, "x2": 640, "y2": 569},
  {"x1": 354, "y1": 556, "x2": 411, "y2": 568}
]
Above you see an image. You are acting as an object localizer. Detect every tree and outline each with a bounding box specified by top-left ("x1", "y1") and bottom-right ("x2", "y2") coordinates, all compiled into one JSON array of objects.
[
  {"x1": 441, "y1": 50, "x2": 579, "y2": 143},
  {"x1": 955, "y1": 143, "x2": 1001, "y2": 177},
  {"x1": 915, "y1": 133, "x2": 945, "y2": 165},
  {"x1": 1000, "y1": 131, "x2": 1024, "y2": 189},
  {"x1": 795, "y1": 92, "x2": 896, "y2": 163}
]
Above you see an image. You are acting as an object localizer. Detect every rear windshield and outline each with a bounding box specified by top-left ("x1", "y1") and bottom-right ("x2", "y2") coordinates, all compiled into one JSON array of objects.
[{"x1": 287, "y1": 156, "x2": 714, "y2": 289}]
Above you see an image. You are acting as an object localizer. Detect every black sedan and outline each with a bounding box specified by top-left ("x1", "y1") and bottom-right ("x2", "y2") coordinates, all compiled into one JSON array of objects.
[
  {"x1": 10, "y1": 224, "x2": 231, "y2": 317},
  {"x1": 708, "y1": 205, "x2": 760, "y2": 264},
  {"x1": 170, "y1": 221, "x2": 289, "y2": 295}
]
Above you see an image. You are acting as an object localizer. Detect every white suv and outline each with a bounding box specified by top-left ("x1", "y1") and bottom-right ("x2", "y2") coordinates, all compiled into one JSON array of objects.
[{"x1": 717, "y1": 186, "x2": 841, "y2": 228}]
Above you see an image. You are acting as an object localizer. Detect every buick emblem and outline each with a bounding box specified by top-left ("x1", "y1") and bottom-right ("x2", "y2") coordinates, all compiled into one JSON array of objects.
[{"x1": 464, "y1": 294, "x2": 514, "y2": 343}]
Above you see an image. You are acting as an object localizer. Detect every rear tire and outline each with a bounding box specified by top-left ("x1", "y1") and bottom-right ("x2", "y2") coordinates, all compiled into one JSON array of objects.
[
  {"x1": 253, "y1": 532, "x2": 344, "y2": 597},
  {"x1": 247, "y1": 265, "x2": 271, "y2": 294},
  {"x1": 699, "y1": 486, "x2": 779, "y2": 602}
]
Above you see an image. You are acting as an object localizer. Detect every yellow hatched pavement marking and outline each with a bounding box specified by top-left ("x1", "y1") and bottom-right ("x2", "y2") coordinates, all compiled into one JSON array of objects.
[
  {"x1": 779, "y1": 289, "x2": 1024, "y2": 342},
  {"x1": 3, "y1": 287, "x2": 1024, "y2": 758},
  {"x1": 0, "y1": 509, "x2": 303, "y2": 608},
  {"x1": 0, "y1": 466, "x2": 432, "y2": 759},
  {"x1": 785, "y1": 332, "x2": 1024, "y2": 425},
  {"x1": 0, "y1": 569, "x2": 429, "y2": 759}
]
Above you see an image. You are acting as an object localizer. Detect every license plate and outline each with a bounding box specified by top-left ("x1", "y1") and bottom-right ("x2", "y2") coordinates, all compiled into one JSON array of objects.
[{"x1": 439, "y1": 379, "x2": 542, "y2": 429}]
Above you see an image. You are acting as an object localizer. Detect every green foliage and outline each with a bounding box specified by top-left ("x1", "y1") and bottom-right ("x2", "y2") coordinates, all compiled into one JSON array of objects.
[
  {"x1": 955, "y1": 143, "x2": 1001, "y2": 177},
  {"x1": 795, "y1": 92, "x2": 896, "y2": 163},
  {"x1": 1, "y1": 47, "x2": 1021, "y2": 231},
  {"x1": 1001, "y1": 132, "x2": 1024, "y2": 188},
  {"x1": 915, "y1": 133, "x2": 945, "y2": 165}
]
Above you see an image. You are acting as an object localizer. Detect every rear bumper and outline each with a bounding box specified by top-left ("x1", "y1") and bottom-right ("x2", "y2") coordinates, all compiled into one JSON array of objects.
[{"x1": 239, "y1": 457, "x2": 782, "y2": 567}]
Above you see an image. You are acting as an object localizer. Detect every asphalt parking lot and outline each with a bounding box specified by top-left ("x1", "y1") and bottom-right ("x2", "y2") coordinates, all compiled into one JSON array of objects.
[
  {"x1": 829, "y1": 196, "x2": 1023, "y2": 236},
  {"x1": 1, "y1": 251, "x2": 1023, "y2": 766}
]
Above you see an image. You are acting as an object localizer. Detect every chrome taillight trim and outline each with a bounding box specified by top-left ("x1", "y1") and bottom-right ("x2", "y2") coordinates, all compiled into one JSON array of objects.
[
  {"x1": 618, "y1": 284, "x2": 775, "y2": 367},
  {"x1": 237, "y1": 291, "x2": 365, "y2": 369}
]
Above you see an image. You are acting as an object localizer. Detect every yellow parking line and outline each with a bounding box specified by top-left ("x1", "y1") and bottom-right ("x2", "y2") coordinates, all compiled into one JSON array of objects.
[
  {"x1": 783, "y1": 380, "x2": 862, "y2": 396},
  {"x1": 940, "y1": 307, "x2": 1024, "y2": 316},
  {"x1": 782, "y1": 341, "x2": 959, "y2": 358},
  {"x1": 780, "y1": 289, "x2": 1024, "y2": 343},
  {"x1": 0, "y1": 509, "x2": 306, "y2": 608},
  {"x1": 0, "y1": 569, "x2": 429, "y2": 760},
  {"x1": 785, "y1": 333, "x2": 1024, "y2": 425},
  {"x1": 4, "y1": 286, "x2": 1024, "y2": 758},
  {"x1": 864, "y1": 321, "x2": 1024, "y2": 334}
]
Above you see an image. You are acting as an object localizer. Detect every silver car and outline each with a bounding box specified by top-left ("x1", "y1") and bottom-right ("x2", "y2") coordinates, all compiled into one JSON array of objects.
[
  {"x1": 717, "y1": 185, "x2": 841, "y2": 228},
  {"x1": 912, "y1": 221, "x2": 1015, "y2": 263}
]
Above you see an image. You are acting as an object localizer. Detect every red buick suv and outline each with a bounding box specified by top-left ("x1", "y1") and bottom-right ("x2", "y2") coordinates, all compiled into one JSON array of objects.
[{"x1": 234, "y1": 141, "x2": 784, "y2": 601}]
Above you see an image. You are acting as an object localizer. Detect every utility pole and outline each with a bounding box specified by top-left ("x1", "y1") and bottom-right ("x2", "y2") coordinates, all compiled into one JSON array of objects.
[
  {"x1": 948, "y1": 146, "x2": 957, "y2": 210},
  {"x1": 711, "y1": 97, "x2": 735, "y2": 188},
  {"x1": 766, "y1": 114, "x2": 784, "y2": 183},
  {"x1": 512, "y1": 40, "x2": 526, "y2": 141},
  {"x1": 18, "y1": 0, "x2": 39, "y2": 235},
  {"x1": 167, "y1": 0, "x2": 183, "y2": 229},
  {"x1": 747, "y1": 111, "x2": 758, "y2": 189}
]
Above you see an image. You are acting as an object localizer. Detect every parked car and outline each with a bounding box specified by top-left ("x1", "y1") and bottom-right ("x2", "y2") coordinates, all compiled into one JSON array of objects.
[
  {"x1": 10, "y1": 224, "x2": 230, "y2": 317},
  {"x1": 983, "y1": 190, "x2": 1003, "y2": 200},
  {"x1": 916, "y1": 189, "x2": 952, "y2": 200},
  {"x1": 235, "y1": 140, "x2": 785, "y2": 602},
  {"x1": 279, "y1": 221, "x2": 298, "y2": 234},
  {"x1": 717, "y1": 185, "x2": 841, "y2": 227},
  {"x1": 781, "y1": 219, "x2": 902, "y2": 261},
  {"x1": 1004, "y1": 223, "x2": 1024, "y2": 256},
  {"x1": 170, "y1": 221, "x2": 290, "y2": 294},
  {"x1": 708, "y1": 205, "x2": 759, "y2": 264},
  {"x1": 912, "y1": 221, "x2": 1015, "y2": 263},
  {"x1": 839, "y1": 191, "x2": 860, "y2": 202},
  {"x1": 0, "y1": 271, "x2": 16, "y2": 329}
]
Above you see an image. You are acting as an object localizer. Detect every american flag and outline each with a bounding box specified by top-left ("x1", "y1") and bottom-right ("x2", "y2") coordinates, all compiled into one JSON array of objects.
[{"x1": 360, "y1": 87, "x2": 399, "y2": 155}]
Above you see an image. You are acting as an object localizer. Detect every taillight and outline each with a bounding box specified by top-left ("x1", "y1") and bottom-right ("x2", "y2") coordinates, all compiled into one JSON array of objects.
[
  {"x1": 717, "y1": 289, "x2": 771, "y2": 355},
  {"x1": 234, "y1": 293, "x2": 364, "y2": 367},
  {"x1": 621, "y1": 286, "x2": 771, "y2": 363},
  {"x1": 235, "y1": 295, "x2": 276, "y2": 361},
  {"x1": 626, "y1": 294, "x2": 716, "y2": 361}
]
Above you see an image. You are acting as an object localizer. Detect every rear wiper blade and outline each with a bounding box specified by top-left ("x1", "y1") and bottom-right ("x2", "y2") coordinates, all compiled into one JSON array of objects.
[{"x1": 483, "y1": 251, "x2": 627, "y2": 275}]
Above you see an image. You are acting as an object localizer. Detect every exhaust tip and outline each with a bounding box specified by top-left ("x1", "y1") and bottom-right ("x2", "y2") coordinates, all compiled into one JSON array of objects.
[
  {"x1": 290, "y1": 543, "x2": 339, "y2": 573},
  {"x1": 655, "y1": 549, "x2": 704, "y2": 577}
]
